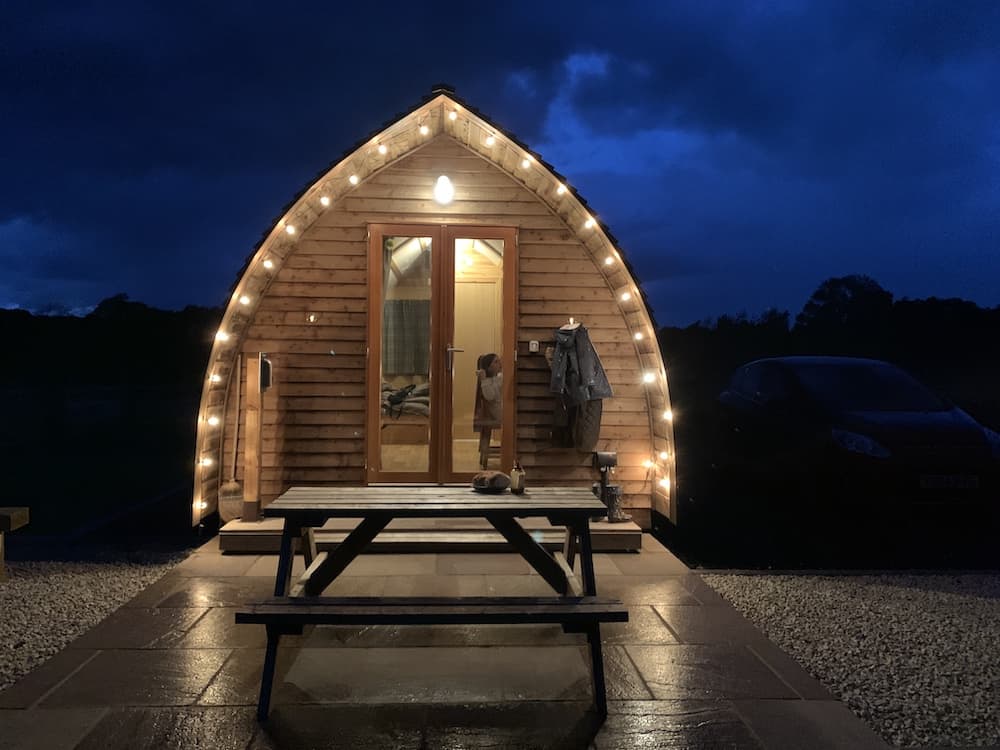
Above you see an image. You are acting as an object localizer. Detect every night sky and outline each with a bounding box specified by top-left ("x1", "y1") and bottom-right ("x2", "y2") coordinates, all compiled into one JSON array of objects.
[{"x1": 3, "y1": 1, "x2": 998, "y2": 325}]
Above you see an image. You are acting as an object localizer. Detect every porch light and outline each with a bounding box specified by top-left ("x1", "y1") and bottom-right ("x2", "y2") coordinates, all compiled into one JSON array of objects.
[
  {"x1": 486, "y1": 134, "x2": 496, "y2": 146},
  {"x1": 378, "y1": 144, "x2": 387, "y2": 155},
  {"x1": 239, "y1": 295, "x2": 251, "y2": 306},
  {"x1": 642, "y1": 371, "x2": 656, "y2": 384},
  {"x1": 263, "y1": 259, "x2": 274, "y2": 269},
  {"x1": 285, "y1": 225, "x2": 296, "y2": 235},
  {"x1": 320, "y1": 195, "x2": 331, "y2": 206},
  {"x1": 349, "y1": 175, "x2": 359, "y2": 185},
  {"x1": 215, "y1": 330, "x2": 230, "y2": 342},
  {"x1": 433, "y1": 175, "x2": 455, "y2": 205},
  {"x1": 207, "y1": 416, "x2": 220, "y2": 427}
]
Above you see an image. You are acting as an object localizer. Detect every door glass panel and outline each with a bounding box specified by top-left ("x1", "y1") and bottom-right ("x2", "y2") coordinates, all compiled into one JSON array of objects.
[
  {"x1": 380, "y1": 235, "x2": 432, "y2": 472},
  {"x1": 452, "y1": 238, "x2": 504, "y2": 472}
]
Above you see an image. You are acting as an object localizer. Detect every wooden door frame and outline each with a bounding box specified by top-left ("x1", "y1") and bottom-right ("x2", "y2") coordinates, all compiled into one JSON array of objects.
[{"x1": 365, "y1": 223, "x2": 518, "y2": 484}]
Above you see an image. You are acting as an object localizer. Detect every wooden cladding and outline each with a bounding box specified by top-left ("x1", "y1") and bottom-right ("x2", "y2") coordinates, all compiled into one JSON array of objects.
[{"x1": 218, "y1": 135, "x2": 668, "y2": 528}]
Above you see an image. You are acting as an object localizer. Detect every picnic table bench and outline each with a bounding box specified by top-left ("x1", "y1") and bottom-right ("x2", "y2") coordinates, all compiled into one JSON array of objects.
[
  {"x1": 235, "y1": 486, "x2": 627, "y2": 720},
  {"x1": 0, "y1": 507, "x2": 30, "y2": 582}
]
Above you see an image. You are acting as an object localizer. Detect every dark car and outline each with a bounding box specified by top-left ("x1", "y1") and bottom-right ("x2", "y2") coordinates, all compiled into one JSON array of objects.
[{"x1": 714, "y1": 357, "x2": 1000, "y2": 516}]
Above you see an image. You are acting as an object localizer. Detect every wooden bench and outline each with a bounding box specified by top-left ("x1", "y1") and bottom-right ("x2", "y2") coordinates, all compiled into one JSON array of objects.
[
  {"x1": 236, "y1": 595, "x2": 628, "y2": 721},
  {"x1": 0, "y1": 507, "x2": 30, "y2": 582}
]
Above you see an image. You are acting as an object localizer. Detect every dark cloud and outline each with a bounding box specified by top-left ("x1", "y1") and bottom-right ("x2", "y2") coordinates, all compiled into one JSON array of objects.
[{"x1": 1, "y1": 0, "x2": 997, "y2": 323}]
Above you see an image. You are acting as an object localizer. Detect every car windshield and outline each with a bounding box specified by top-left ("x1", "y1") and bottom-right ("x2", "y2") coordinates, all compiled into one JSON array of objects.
[{"x1": 788, "y1": 362, "x2": 949, "y2": 412}]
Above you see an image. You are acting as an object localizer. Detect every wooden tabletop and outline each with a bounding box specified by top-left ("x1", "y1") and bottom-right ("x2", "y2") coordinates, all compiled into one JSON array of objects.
[{"x1": 263, "y1": 486, "x2": 608, "y2": 519}]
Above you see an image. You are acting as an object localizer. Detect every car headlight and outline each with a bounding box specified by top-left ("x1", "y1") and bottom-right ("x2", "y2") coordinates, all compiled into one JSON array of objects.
[
  {"x1": 831, "y1": 428, "x2": 891, "y2": 458},
  {"x1": 984, "y1": 427, "x2": 1000, "y2": 460}
]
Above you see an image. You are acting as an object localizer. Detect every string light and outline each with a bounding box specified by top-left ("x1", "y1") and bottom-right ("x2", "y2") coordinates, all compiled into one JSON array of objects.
[
  {"x1": 209, "y1": 374, "x2": 222, "y2": 383},
  {"x1": 556, "y1": 183, "x2": 566, "y2": 195},
  {"x1": 195, "y1": 501, "x2": 208, "y2": 510},
  {"x1": 642, "y1": 371, "x2": 656, "y2": 384},
  {"x1": 663, "y1": 409, "x2": 673, "y2": 421},
  {"x1": 285, "y1": 225, "x2": 296, "y2": 235},
  {"x1": 263, "y1": 259, "x2": 274, "y2": 269},
  {"x1": 604, "y1": 256, "x2": 614, "y2": 266},
  {"x1": 521, "y1": 156, "x2": 533, "y2": 168},
  {"x1": 320, "y1": 196, "x2": 331, "y2": 207},
  {"x1": 349, "y1": 175, "x2": 359, "y2": 185},
  {"x1": 584, "y1": 217, "x2": 595, "y2": 229},
  {"x1": 419, "y1": 124, "x2": 430, "y2": 136},
  {"x1": 634, "y1": 332, "x2": 644, "y2": 341},
  {"x1": 377, "y1": 143, "x2": 387, "y2": 155},
  {"x1": 642, "y1": 459, "x2": 654, "y2": 469},
  {"x1": 215, "y1": 330, "x2": 230, "y2": 342},
  {"x1": 207, "y1": 416, "x2": 220, "y2": 427},
  {"x1": 448, "y1": 110, "x2": 458, "y2": 121},
  {"x1": 659, "y1": 477, "x2": 671, "y2": 490},
  {"x1": 239, "y1": 295, "x2": 251, "y2": 306},
  {"x1": 485, "y1": 134, "x2": 495, "y2": 146},
  {"x1": 659, "y1": 451, "x2": 669, "y2": 461},
  {"x1": 620, "y1": 291, "x2": 632, "y2": 302},
  {"x1": 200, "y1": 457, "x2": 213, "y2": 467}
]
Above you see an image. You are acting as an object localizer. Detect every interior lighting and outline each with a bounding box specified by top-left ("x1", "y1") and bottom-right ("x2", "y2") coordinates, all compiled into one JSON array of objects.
[
  {"x1": 215, "y1": 330, "x2": 230, "y2": 342},
  {"x1": 433, "y1": 175, "x2": 455, "y2": 205},
  {"x1": 485, "y1": 134, "x2": 496, "y2": 146},
  {"x1": 207, "y1": 416, "x2": 220, "y2": 427},
  {"x1": 659, "y1": 477, "x2": 671, "y2": 490},
  {"x1": 285, "y1": 225, "x2": 296, "y2": 235},
  {"x1": 620, "y1": 291, "x2": 632, "y2": 302},
  {"x1": 239, "y1": 295, "x2": 251, "y2": 306},
  {"x1": 378, "y1": 143, "x2": 388, "y2": 155},
  {"x1": 642, "y1": 371, "x2": 656, "y2": 384},
  {"x1": 419, "y1": 124, "x2": 430, "y2": 135},
  {"x1": 320, "y1": 195, "x2": 331, "y2": 207},
  {"x1": 263, "y1": 259, "x2": 274, "y2": 269},
  {"x1": 349, "y1": 174, "x2": 359, "y2": 185}
]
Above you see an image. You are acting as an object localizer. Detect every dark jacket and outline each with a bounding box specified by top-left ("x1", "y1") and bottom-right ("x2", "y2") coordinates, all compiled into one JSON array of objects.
[
  {"x1": 549, "y1": 325, "x2": 613, "y2": 404},
  {"x1": 549, "y1": 325, "x2": 613, "y2": 451}
]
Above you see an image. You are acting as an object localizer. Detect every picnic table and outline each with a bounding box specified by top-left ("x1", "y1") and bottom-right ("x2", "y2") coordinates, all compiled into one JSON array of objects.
[{"x1": 236, "y1": 485, "x2": 627, "y2": 720}]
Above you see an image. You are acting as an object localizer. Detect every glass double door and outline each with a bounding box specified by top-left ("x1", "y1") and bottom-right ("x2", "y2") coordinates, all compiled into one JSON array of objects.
[{"x1": 366, "y1": 224, "x2": 516, "y2": 482}]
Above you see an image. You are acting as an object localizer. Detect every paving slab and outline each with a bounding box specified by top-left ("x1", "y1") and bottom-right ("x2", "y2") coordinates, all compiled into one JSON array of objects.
[{"x1": 0, "y1": 707, "x2": 108, "y2": 750}]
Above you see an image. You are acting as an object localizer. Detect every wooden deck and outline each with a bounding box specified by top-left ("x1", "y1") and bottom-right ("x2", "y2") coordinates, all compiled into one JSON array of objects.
[{"x1": 219, "y1": 515, "x2": 642, "y2": 553}]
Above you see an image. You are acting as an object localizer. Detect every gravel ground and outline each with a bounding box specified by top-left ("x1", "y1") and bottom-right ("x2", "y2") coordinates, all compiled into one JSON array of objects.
[
  {"x1": 0, "y1": 550, "x2": 185, "y2": 692},
  {"x1": 703, "y1": 572, "x2": 1000, "y2": 748}
]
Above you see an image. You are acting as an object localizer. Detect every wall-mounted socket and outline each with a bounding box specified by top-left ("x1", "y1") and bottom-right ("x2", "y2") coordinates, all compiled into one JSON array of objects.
[{"x1": 528, "y1": 340, "x2": 540, "y2": 353}]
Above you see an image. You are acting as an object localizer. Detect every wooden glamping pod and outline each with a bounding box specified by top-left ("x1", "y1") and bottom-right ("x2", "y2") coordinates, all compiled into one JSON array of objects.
[{"x1": 192, "y1": 87, "x2": 676, "y2": 551}]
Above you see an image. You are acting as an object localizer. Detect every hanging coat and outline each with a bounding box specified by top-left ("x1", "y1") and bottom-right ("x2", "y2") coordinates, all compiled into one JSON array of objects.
[{"x1": 548, "y1": 325, "x2": 613, "y2": 451}]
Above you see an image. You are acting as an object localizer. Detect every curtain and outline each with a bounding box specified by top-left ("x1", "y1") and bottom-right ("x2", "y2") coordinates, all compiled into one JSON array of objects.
[{"x1": 382, "y1": 299, "x2": 430, "y2": 376}]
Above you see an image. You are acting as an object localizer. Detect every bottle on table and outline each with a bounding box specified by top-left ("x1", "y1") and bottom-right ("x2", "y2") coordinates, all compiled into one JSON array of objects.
[{"x1": 510, "y1": 460, "x2": 526, "y2": 494}]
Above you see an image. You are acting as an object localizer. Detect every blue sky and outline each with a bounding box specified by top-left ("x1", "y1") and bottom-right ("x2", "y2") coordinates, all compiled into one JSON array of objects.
[{"x1": 2, "y1": 1, "x2": 998, "y2": 324}]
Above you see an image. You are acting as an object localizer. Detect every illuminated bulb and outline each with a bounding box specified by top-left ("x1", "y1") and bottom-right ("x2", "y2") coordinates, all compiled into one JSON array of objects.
[
  {"x1": 449, "y1": 110, "x2": 458, "y2": 121},
  {"x1": 584, "y1": 217, "x2": 595, "y2": 229},
  {"x1": 239, "y1": 295, "x2": 251, "y2": 306},
  {"x1": 207, "y1": 416, "x2": 220, "y2": 427},
  {"x1": 521, "y1": 157, "x2": 532, "y2": 168},
  {"x1": 209, "y1": 374, "x2": 222, "y2": 383},
  {"x1": 307, "y1": 313, "x2": 317, "y2": 323},
  {"x1": 378, "y1": 143, "x2": 387, "y2": 155},
  {"x1": 642, "y1": 371, "x2": 656, "y2": 384},
  {"x1": 620, "y1": 291, "x2": 632, "y2": 302},
  {"x1": 419, "y1": 124, "x2": 430, "y2": 135},
  {"x1": 642, "y1": 459, "x2": 654, "y2": 469},
  {"x1": 485, "y1": 134, "x2": 496, "y2": 146},
  {"x1": 659, "y1": 477, "x2": 671, "y2": 490},
  {"x1": 634, "y1": 332, "x2": 644, "y2": 341},
  {"x1": 263, "y1": 259, "x2": 274, "y2": 269},
  {"x1": 604, "y1": 256, "x2": 614, "y2": 266},
  {"x1": 320, "y1": 195, "x2": 331, "y2": 207},
  {"x1": 348, "y1": 174, "x2": 359, "y2": 185},
  {"x1": 285, "y1": 224, "x2": 296, "y2": 235},
  {"x1": 556, "y1": 183, "x2": 566, "y2": 195},
  {"x1": 663, "y1": 409, "x2": 673, "y2": 421},
  {"x1": 200, "y1": 457, "x2": 213, "y2": 467},
  {"x1": 433, "y1": 175, "x2": 455, "y2": 205},
  {"x1": 215, "y1": 330, "x2": 230, "y2": 342},
  {"x1": 195, "y1": 501, "x2": 208, "y2": 510},
  {"x1": 659, "y1": 451, "x2": 669, "y2": 461}
]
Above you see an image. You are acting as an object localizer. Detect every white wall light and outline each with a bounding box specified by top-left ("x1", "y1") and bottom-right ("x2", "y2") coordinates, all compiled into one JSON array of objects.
[{"x1": 433, "y1": 175, "x2": 455, "y2": 205}]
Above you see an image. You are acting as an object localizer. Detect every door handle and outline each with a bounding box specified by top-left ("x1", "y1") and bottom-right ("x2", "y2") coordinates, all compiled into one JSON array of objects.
[{"x1": 446, "y1": 345, "x2": 464, "y2": 372}]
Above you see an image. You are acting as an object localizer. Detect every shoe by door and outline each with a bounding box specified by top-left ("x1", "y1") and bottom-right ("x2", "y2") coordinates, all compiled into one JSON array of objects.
[{"x1": 366, "y1": 224, "x2": 516, "y2": 482}]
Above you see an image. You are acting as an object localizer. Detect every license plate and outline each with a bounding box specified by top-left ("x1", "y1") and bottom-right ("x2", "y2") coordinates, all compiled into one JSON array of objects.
[{"x1": 919, "y1": 474, "x2": 979, "y2": 490}]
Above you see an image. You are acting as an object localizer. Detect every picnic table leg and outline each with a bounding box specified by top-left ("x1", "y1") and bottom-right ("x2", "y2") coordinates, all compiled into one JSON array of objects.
[
  {"x1": 574, "y1": 519, "x2": 597, "y2": 596},
  {"x1": 274, "y1": 521, "x2": 300, "y2": 597},
  {"x1": 585, "y1": 623, "x2": 608, "y2": 716},
  {"x1": 562, "y1": 527, "x2": 578, "y2": 571},
  {"x1": 257, "y1": 624, "x2": 282, "y2": 721}
]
